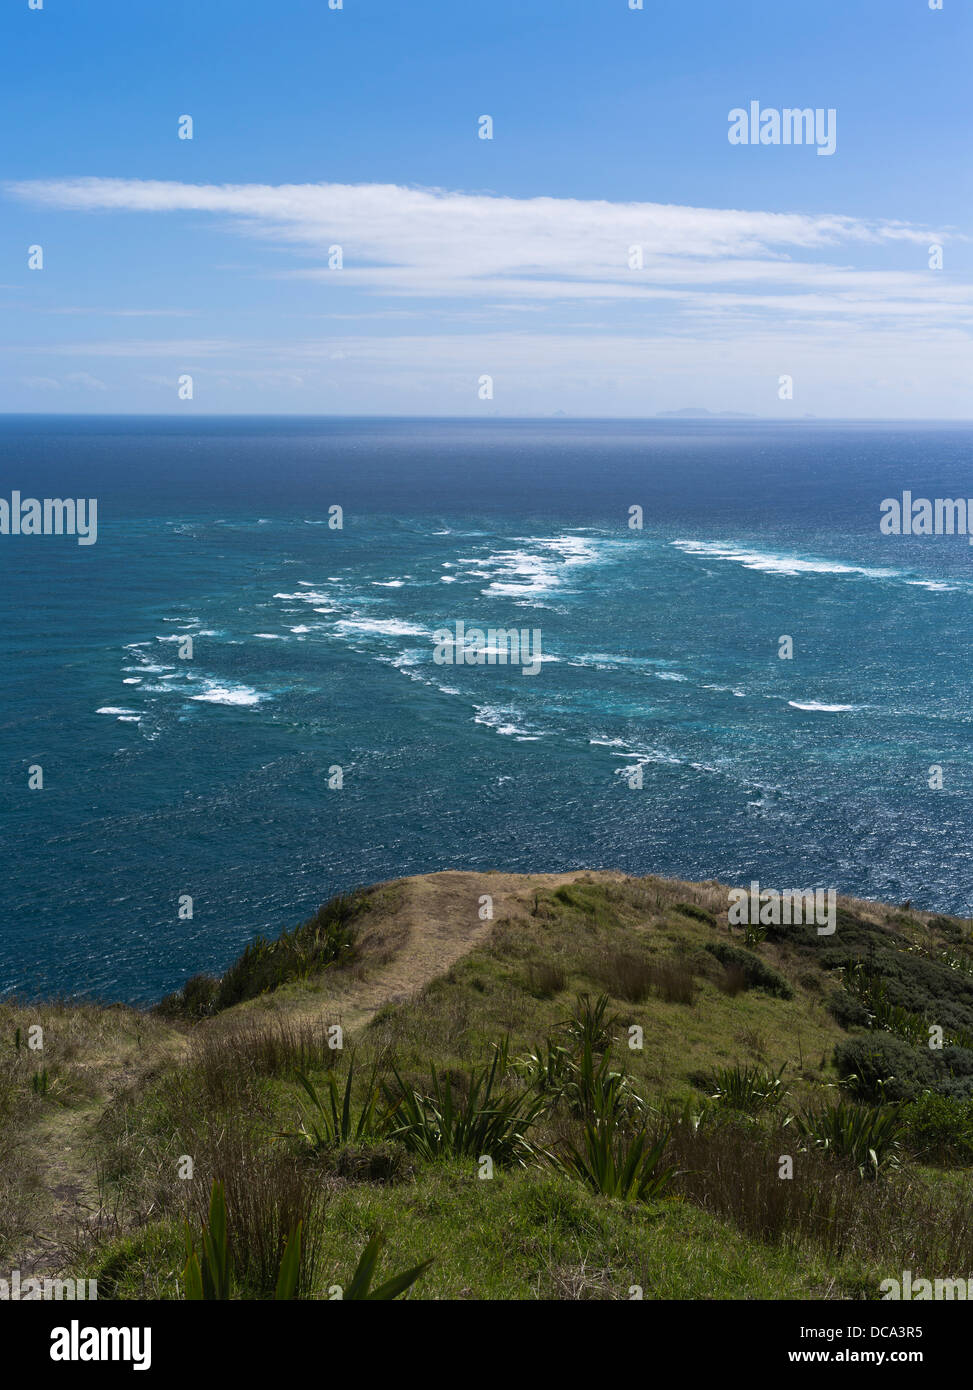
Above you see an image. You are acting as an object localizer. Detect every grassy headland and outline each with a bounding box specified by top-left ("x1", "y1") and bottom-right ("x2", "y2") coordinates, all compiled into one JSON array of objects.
[{"x1": 3, "y1": 870, "x2": 973, "y2": 1300}]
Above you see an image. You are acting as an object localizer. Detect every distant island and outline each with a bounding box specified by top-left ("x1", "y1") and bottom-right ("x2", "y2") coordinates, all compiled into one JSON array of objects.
[{"x1": 656, "y1": 408, "x2": 756, "y2": 419}]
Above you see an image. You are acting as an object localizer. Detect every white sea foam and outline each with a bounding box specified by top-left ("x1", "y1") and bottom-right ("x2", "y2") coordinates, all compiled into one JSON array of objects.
[
  {"x1": 189, "y1": 682, "x2": 267, "y2": 707},
  {"x1": 672, "y1": 539, "x2": 899, "y2": 581},
  {"x1": 334, "y1": 618, "x2": 429, "y2": 637},
  {"x1": 591, "y1": 737, "x2": 681, "y2": 766},
  {"x1": 274, "y1": 590, "x2": 333, "y2": 603},
  {"x1": 452, "y1": 534, "x2": 606, "y2": 599},
  {"x1": 788, "y1": 700, "x2": 857, "y2": 712},
  {"x1": 473, "y1": 704, "x2": 543, "y2": 739},
  {"x1": 97, "y1": 707, "x2": 140, "y2": 716}
]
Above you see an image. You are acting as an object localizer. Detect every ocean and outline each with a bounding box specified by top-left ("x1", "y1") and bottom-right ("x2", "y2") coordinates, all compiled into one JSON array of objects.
[{"x1": 1, "y1": 416, "x2": 971, "y2": 1002}]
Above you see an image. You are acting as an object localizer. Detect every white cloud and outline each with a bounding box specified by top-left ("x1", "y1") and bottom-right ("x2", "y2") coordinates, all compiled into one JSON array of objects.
[
  {"x1": 7, "y1": 177, "x2": 966, "y2": 324},
  {"x1": 5, "y1": 178, "x2": 972, "y2": 414}
]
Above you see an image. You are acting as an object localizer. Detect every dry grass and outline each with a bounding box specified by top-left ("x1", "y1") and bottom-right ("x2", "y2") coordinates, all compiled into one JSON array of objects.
[
  {"x1": 593, "y1": 948, "x2": 696, "y2": 1005},
  {"x1": 668, "y1": 1115, "x2": 973, "y2": 1270}
]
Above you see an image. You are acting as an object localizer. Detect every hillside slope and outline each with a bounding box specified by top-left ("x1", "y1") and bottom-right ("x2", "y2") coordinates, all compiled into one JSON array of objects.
[{"x1": 3, "y1": 870, "x2": 973, "y2": 1300}]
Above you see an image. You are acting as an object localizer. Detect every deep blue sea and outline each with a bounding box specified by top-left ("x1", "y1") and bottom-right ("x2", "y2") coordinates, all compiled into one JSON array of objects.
[{"x1": 1, "y1": 417, "x2": 971, "y2": 1002}]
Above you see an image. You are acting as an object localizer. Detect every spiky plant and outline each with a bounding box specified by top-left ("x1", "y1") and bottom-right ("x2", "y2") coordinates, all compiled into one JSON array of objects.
[
  {"x1": 709, "y1": 1062, "x2": 787, "y2": 1114},
  {"x1": 291, "y1": 1059, "x2": 385, "y2": 1149},
  {"x1": 558, "y1": 992, "x2": 618, "y2": 1054},
  {"x1": 792, "y1": 1099, "x2": 903, "y2": 1180},
  {"x1": 555, "y1": 1121, "x2": 676, "y2": 1201},
  {"x1": 383, "y1": 1042, "x2": 546, "y2": 1165},
  {"x1": 183, "y1": 1179, "x2": 431, "y2": 1299}
]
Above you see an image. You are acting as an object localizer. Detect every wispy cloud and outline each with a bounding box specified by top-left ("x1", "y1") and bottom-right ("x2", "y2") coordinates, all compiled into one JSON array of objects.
[{"x1": 7, "y1": 177, "x2": 966, "y2": 325}]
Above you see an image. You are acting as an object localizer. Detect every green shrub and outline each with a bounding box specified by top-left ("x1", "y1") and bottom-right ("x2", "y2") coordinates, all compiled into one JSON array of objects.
[
  {"x1": 835, "y1": 1034, "x2": 973, "y2": 1102},
  {"x1": 157, "y1": 974, "x2": 218, "y2": 1020},
  {"x1": 674, "y1": 902, "x2": 716, "y2": 925},
  {"x1": 837, "y1": 948, "x2": 973, "y2": 1038},
  {"x1": 215, "y1": 893, "x2": 361, "y2": 1009},
  {"x1": 929, "y1": 915, "x2": 965, "y2": 944},
  {"x1": 826, "y1": 990, "x2": 870, "y2": 1030},
  {"x1": 899, "y1": 1092, "x2": 973, "y2": 1166},
  {"x1": 703, "y1": 943, "x2": 793, "y2": 999},
  {"x1": 834, "y1": 1034, "x2": 930, "y2": 1102},
  {"x1": 557, "y1": 1037, "x2": 645, "y2": 1126},
  {"x1": 157, "y1": 892, "x2": 364, "y2": 1018}
]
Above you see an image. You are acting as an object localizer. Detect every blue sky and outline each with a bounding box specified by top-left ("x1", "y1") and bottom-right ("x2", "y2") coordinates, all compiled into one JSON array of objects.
[{"x1": 1, "y1": 0, "x2": 971, "y2": 416}]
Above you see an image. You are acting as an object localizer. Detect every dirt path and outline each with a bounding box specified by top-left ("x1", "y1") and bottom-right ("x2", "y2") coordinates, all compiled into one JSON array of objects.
[
  {"x1": 267, "y1": 869, "x2": 625, "y2": 1034},
  {"x1": 6, "y1": 869, "x2": 622, "y2": 1281},
  {"x1": 6, "y1": 1041, "x2": 185, "y2": 1284}
]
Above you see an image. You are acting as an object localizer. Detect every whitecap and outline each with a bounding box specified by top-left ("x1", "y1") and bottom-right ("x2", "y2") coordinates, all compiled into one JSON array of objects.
[
  {"x1": 189, "y1": 683, "x2": 268, "y2": 707},
  {"x1": 788, "y1": 700, "x2": 857, "y2": 712},
  {"x1": 473, "y1": 704, "x2": 540, "y2": 738},
  {"x1": 334, "y1": 618, "x2": 429, "y2": 637},
  {"x1": 672, "y1": 539, "x2": 899, "y2": 581}
]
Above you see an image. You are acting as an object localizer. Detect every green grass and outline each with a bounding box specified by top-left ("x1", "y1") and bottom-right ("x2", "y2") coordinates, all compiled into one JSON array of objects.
[
  {"x1": 13, "y1": 873, "x2": 973, "y2": 1300},
  {"x1": 81, "y1": 1162, "x2": 870, "y2": 1301}
]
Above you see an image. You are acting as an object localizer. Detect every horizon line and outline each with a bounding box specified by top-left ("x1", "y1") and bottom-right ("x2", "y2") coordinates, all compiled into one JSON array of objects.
[{"x1": 2, "y1": 412, "x2": 973, "y2": 424}]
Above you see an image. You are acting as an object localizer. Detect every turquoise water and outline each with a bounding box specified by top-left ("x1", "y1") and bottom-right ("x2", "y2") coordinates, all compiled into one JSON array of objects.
[{"x1": 1, "y1": 417, "x2": 971, "y2": 1001}]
